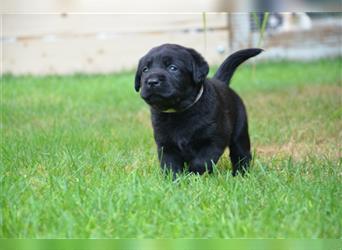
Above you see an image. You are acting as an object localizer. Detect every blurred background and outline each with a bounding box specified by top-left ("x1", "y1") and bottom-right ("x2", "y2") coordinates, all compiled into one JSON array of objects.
[
  {"x1": 2, "y1": 7, "x2": 341, "y2": 239},
  {"x1": 3, "y1": 12, "x2": 341, "y2": 75}
]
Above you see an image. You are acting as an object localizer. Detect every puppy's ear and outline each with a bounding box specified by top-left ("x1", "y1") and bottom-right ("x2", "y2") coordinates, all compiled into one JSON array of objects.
[
  {"x1": 187, "y1": 48, "x2": 209, "y2": 84},
  {"x1": 134, "y1": 58, "x2": 143, "y2": 92}
]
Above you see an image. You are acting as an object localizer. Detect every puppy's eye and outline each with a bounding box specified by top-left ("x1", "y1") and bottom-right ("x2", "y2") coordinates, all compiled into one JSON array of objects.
[
  {"x1": 168, "y1": 65, "x2": 178, "y2": 72},
  {"x1": 142, "y1": 67, "x2": 149, "y2": 73}
]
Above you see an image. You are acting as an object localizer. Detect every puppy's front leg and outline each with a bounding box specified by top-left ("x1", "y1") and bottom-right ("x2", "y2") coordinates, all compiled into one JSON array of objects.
[
  {"x1": 158, "y1": 146, "x2": 184, "y2": 178},
  {"x1": 189, "y1": 145, "x2": 224, "y2": 174}
]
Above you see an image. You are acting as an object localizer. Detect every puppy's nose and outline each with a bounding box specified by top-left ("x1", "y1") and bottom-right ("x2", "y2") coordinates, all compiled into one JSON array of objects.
[{"x1": 147, "y1": 78, "x2": 160, "y2": 87}]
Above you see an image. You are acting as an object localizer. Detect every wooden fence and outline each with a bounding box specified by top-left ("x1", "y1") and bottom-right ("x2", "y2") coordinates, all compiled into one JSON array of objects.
[{"x1": 2, "y1": 13, "x2": 341, "y2": 75}]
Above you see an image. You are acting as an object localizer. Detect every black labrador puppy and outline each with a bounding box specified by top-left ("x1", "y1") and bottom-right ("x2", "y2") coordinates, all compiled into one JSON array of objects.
[{"x1": 135, "y1": 44, "x2": 262, "y2": 177}]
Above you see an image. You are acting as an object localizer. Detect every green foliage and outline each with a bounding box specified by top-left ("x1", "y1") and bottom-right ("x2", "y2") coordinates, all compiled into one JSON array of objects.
[
  {"x1": 1, "y1": 58, "x2": 341, "y2": 238},
  {"x1": 252, "y1": 12, "x2": 270, "y2": 47}
]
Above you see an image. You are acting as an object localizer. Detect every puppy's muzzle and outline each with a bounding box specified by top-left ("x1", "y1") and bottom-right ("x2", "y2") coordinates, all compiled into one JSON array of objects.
[
  {"x1": 145, "y1": 73, "x2": 166, "y2": 88},
  {"x1": 146, "y1": 77, "x2": 161, "y2": 88},
  {"x1": 141, "y1": 73, "x2": 172, "y2": 105}
]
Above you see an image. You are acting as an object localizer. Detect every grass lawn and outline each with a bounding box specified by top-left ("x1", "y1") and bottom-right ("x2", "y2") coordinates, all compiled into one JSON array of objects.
[{"x1": 1, "y1": 58, "x2": 341, "y2": 238}]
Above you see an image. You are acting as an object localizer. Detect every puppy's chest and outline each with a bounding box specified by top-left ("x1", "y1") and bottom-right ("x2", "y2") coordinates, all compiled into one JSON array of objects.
[
  {"x1": 153, "y1": 115, "x2": 210, "y2": 152},
  {"x1": 159, "y1": 120, "x2": 192, "y2": 142},
  {"x1": 168, "y1": 125, "x2": 192, "y2": 150}
]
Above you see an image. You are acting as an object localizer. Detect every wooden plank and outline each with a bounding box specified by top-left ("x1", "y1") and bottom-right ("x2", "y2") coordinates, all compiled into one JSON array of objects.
[
  {"x1": 3, "y1": 14, "x2": 227, "y2": 37},
  {"x1": 3, "y1": 31, "x2": 229, "y2": 75},
  {"x1": 1, "y1": 0, "x2": 219, "y2": 13}
]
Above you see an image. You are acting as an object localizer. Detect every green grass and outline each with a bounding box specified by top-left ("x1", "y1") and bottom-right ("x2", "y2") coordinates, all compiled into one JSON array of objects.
[{"x1": 1, "y1": 58, "x2": 341, "y2": 238}]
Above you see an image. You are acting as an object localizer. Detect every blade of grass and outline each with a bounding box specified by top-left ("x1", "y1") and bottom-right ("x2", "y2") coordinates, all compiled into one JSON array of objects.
[{"x1": 202, "y1": 12, "x2": 207, "y2": 54}]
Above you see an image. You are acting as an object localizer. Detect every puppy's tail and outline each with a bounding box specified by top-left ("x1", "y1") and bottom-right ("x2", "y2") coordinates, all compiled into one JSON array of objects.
[{"x1": 213, "y1": 48, "x2": 263, "y2": 85}]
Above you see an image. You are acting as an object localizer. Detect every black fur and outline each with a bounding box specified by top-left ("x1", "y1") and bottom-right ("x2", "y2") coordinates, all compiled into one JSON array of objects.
[
  {"x1": 135, "y1": 44, "x2": 262, "y2": 177},
  {"x1": 214, "y1": 48, "x2": 263, "y2": 85}
]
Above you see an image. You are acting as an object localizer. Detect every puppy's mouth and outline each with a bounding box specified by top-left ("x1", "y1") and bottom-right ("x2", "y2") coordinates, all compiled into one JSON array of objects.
[
  {"x1": 141, "y1": 92, "x2": 177, "y2": 110},
  {"x1": 142, "y1": 94, "x2": 164, "y2": 104},
  {"x1": 141, "y1": 91, "x2": 174, "y2": 102}
]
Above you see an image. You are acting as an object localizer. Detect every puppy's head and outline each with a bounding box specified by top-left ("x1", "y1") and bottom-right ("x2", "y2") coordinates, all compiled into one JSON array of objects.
[{"x1": 134, "y1": 44, "x2": 209, "y2": 111}]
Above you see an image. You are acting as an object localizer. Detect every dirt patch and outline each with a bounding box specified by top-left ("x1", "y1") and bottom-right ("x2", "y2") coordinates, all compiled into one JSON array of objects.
[{"x1": 255, "y1": 138, "x2": 341, "y2": 160}]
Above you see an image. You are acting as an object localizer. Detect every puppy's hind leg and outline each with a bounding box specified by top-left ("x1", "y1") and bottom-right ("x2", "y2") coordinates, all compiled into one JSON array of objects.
[{"x1": 229, "y1": 117, "x2": 252, "y2": 177}]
